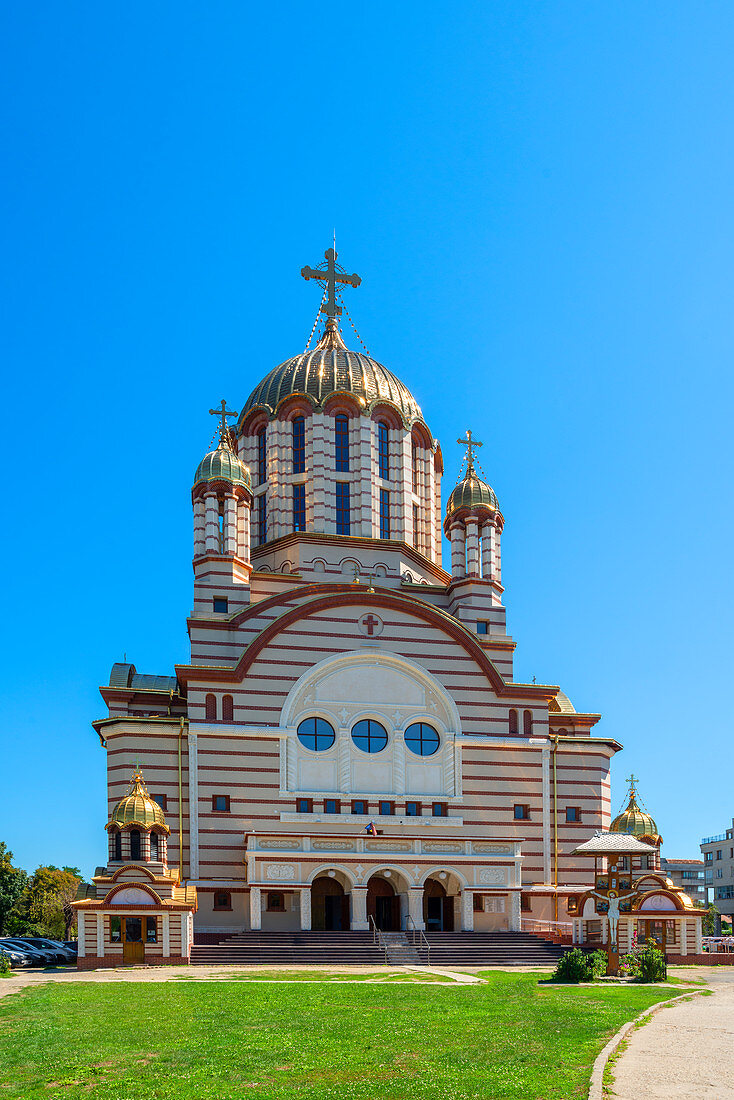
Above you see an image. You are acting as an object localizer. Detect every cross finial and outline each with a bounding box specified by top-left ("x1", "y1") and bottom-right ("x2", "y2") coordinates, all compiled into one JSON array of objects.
[
  {"x1": 209, "y1": 399, "x2": 238, "y2": 446},
  {"x1": 626, "y1": 773, "x2": 639, "y2": 800},
  {"x1": 457, "y1": 429, "x2": 483, "y2": 473},
  {"x1": 301, "y1": 247, "x2": 361, "y2": 330}
]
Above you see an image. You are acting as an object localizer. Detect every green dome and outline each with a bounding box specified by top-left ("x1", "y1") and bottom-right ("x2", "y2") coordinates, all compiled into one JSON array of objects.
[
  {"x1": 446, "y1": 471, "x2": 499, "y2": 518},
  {"x1": 194, "y1": 443, "x2": 251, "y2": 491}
]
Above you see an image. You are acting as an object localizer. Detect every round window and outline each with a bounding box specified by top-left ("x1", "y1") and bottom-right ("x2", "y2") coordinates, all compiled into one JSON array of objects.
[
  {"x1": 297, "y1": 717, "x2": 335, "y2": 751},
  {"x1": 351, "y1": 719, "x2": 388, "y2": 754},
  {"x1": 404, "y1": 722, "x2": 440, "y2": 757}
]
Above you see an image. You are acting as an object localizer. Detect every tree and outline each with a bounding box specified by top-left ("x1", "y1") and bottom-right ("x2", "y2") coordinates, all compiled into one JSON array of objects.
[
  {"x1": 0, "y1": 843, "x2": 27, "y2": 935},
  {"x1": 702, "y1": 901, "x2": 719, "y2": 936},
  {"x1": 8, "y1": 866, "x2": 82, "y2": 940}
]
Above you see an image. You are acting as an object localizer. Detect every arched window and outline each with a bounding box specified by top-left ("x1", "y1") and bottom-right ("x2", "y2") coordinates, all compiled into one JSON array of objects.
[
  {"x1": 217, "y1": 497, "x2": 225, "y2": 553},
  {"x1": 523, "y1": 710, "x2": 532, "y2": 735},
  {"x1": 150, "y1": 832, "x2": 159, "y2": 861},
  {"x1": 205, "y1": 694, "x2": 217, "y2": 721},
  {"x1": 293, "y1": 416, "x2": 305, "y2": 473},
  {"x1": 377, "y1": 421, "x2": 390, "y2": 480},
  {"x1": 404, "y1": 722, "x2": 440, "y2": 757},
  {"x1": 351, "y1": 719, "x2": 388, "y2": 754},
  {"x1": 297, "y1": 717, "x2": 336, "y2": 751},
  {"x1": 130, "y1": 829, "x2": 141, "y2": 861},
  {"x1": 257, "y1": 492, "x2": 267, "y2": 545},
  {"x1": 412, "y1": 439, "x2": 418, "y2": 491},
  {"x1": 222, "y1": 694, "x2": 234, "y2": 722},
  {"x1": 335, "y1": 415, "x2": 349, "y2": 471},
  {"x1": 113, "y1": 830, "x2": 122, "y2": 861},
  {"x1": 509, "y1": 709, "x2": 519, "y2": 735},
  {"x1": 257, "y1": 428, "x2": 266, "y2": 486}
]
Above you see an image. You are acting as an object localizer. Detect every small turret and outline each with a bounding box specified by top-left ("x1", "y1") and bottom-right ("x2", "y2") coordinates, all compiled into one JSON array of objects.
[
  {"x1": 106, "y1": 769, "x2": 170, "y2": 865},
  {"x1": 444, "y1": 431, "x2": 503, "y2": 581},
  {"x1": 192, "y1": 400, "x2": 253, "y2": 562}
]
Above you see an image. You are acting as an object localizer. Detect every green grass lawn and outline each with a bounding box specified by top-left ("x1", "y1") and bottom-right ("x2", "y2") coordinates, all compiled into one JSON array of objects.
[{"x1": 0, "y1": 972, "x2": 677, "y2": 1099}]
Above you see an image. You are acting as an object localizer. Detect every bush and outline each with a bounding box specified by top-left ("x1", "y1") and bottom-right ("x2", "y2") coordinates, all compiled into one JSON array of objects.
[
  {"x1": 619, "y1": 951, "x2": 641, "y2": 979},
  {"x1": 590, "y1": 949, "x2": 608, "y2": 977},
  {"x1": 551, "y1": 948, "x2": 598, "y2": 983},
  {"x1": 0, "y1": 954, "x2": 10, "y2": 976},
  {"x1": 637, "y1": 940, "x2": 667, "y2": 983}
]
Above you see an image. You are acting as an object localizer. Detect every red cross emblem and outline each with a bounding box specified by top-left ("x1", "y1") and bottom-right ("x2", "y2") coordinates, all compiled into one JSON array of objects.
[{"x1": 359, "y1": 613, "x2": 383, "y2": 636}]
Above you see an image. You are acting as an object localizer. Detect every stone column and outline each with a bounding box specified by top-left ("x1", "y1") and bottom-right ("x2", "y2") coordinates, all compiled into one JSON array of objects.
[
  {"x1": 250, "y1": 887, "x2": 262, "y2": 930},
  {"x1": 408, "y1": 887, "x2": 425, "y2": 930},
  {"x1": 694, "y1": 918, "x2": 702, "y2": 955},
  {"x1": 300, "y1": 888, "x2": 312, "y2": 931},
  {"x1": 481, "y1": 521, "x2": 494, "y2": 579},
  {"x1": 237, "y1": 499, "x2": 251, "y2": 562},
  {"x1": 181, "y1": 913, "x2": 189, "y2": 958},
  {"x1": 680, "y1": 919, "x2": 688, "y2": 957},
  {"x1": 541, "y1": 747, "x2": 551, "y2": 885},
  {"x1": 96, "y1": 912, "x2": 104, "y2": 958},
  {"x1": 193, "y1": 498, "x2": 206, "y2": 558},
  {"x1": 494, "y1": 524, "x2": 502, "y2": 583},
  {"x1": 162, "y1": 913, "x2": 170, "y2": 957},
  {"x1": 465, "y1": 517, "x2": 480, "y2": 576},
  {"x1": 509, "y1": 891, "x2": 521, "y2": 932},
  {"x1": 204, "y1": 492, "x2": 219, "y2": 554},
  {"x1": 224, "y1": 494, "x2": 237, "y2": 555},
  {"x1": 461, "y1": 890, "x2": 474, "y2": 931},
  {"x1": 77, "y1": 914, "x2": 86, "y2": 958},
  {"x1": 351, "y1": 886, "x2": 368, "y2": 931},
  {"x1": 450, "y1": 523, "x2": 466, "y2": 578},
  {"x1": 188, "y1": 732, "x2": 199, "y2": 879}
]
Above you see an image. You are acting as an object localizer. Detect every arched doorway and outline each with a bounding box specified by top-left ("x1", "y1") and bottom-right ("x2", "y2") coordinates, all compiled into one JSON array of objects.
[
  {"x1": 367, "y1": 875, "x2": 400, "y2": 931},
  {"x1": 423, "y1": 875, "x2": 456, "y2": 931},
  {"x1": 311, "y1": 875, "x2": 350, "y2": 931}
]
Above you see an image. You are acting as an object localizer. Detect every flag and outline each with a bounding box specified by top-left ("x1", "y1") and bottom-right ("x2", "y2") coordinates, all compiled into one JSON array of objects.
[{"x1": 364, "y1": 822, "x2": 378, "y2": 836}]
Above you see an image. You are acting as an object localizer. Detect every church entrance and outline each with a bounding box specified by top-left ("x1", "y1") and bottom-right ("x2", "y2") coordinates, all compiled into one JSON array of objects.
[
  {"x1": 311, "y1": 875, "x2": 350, "y2": 931},
  {"x1": 423, "y1": 879, "x2": 454, "y2": 932},
  {"x1": 367, "y1": 876, "x2": 400, "y2": 931},
  {"x1": 121, "y1": 917, "x2": 145, "y2": 964}
]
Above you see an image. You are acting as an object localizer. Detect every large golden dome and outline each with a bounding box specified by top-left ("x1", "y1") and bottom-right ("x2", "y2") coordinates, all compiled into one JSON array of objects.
[
  {"x1": 107, "y1": 771, "x2": 170, "y2": 834},
  {"x1": 610, "y1": 782, "x2": 660, "y2": 842}
]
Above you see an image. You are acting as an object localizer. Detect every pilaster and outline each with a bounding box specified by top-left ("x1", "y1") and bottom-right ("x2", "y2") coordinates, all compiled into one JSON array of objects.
[
  {"x1": 300, "y1": 887, "x2": 312, "y2": 930},
  {"x1": 250, "y1": 886, "x2": 262, "y2": 930},
  {"x1": 188, "y1": 733, "x2": 199, "y2": 879}
]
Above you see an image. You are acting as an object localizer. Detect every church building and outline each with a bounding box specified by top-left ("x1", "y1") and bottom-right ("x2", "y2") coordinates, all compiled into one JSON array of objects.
[{"x1": 91, "y1": 248, "x2": 620, "y2": 947}]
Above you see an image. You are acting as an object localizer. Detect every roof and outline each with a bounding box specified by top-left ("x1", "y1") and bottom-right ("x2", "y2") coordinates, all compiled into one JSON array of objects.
[
  {"x1": 610, "y1": 788, "x2": 659, "y2": 841},
  {"x1": 239, "y1": 325, "x2": 424, "y2": 429},
  {"x1": 109, "y1": 664, "x2": 179, "y2": 694},
  {"x1": 573, "y1": 832, "x2": 657, "y2": 855},
  {"x1": 193, "y1": 439, "x2": 251, "y2": 491},
  {"x1": 662, "y1": 858, "x2": 704, "y2": 866},
  {"x1": 549, "y1": 690, "x2": 576, "y2": 714},
  {"x1": 107, "y1": 770, "x2": 170, "y2": 834},
  {"x1": 445, "y1": 471, "x2": 499, "y2": 519}
]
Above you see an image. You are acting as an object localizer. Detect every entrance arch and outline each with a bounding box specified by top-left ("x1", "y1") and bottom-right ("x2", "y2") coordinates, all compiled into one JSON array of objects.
[
  {"x1": 311, "y1": 874, "x2": 350, "y2": 931},
  {"x1": 367, "y1": 875, "x2": 399, "y2": 931},
  {"x1": 422, "y1": 872, "x2": 460, "y2": 931}
]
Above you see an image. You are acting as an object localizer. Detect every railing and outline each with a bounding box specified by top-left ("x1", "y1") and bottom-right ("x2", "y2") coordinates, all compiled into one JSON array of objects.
[
  {"x1": 703, "y1": 937, "x2": 734, "y2": 953},
  {"x1": 369, "y1": 915, "x2": 388, "y2": 965},
  {"x1": 405, "y1": 915, "x2": 431, "y2": 966},
  {"x1": 701, "y1": 833, "x2": 731, "y2": 845},
  {"x1": 521, "y1": 918, "x2": 573, "y2": 937}
]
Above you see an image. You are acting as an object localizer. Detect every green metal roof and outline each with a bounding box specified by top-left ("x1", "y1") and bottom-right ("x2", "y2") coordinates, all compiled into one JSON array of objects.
[
  {"x1": 446, "y1": 472, "x2": 499, "y2": 518},
  {"x1": 194, "y1": 444, "x2": 251, "y2": 490}
]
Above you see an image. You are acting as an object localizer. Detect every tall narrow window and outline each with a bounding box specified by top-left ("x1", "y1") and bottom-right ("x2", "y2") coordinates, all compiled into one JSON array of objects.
[
  {"x1": 523, "y1": 710, "x2": 532, "y2": 735},
  {"x1": 113, "y1": 831, "x2": 122, "y2": 861},
  {"x1": 379, "y1": 489, "x2": 390, "y2": 539},
  {"x1": 413, "y1": 503, "x2": 420, "y2": 548},
  {"x1": 336, "y1": 481, "x2": 350, "y2": 535},
  {"x1": 335, "y1": 415, "x2": 349, "y2": 471},
  {"x1": 257, "y1": 493, "x2": 267, "y2": 545},
  {"x1": 257, "y1": 428, "x2": 266, "y2": 486},
  {"x1": 130, "y1": 829, "x2": 141, "y2": 861},
  {"x1": 293, "y1": 484, "x2": 306, "y2": 531},
  {"x1": 377, "y1": 421, "x2": 390, "y2": 480},
  {"x1": 150, "y1": 832, "x2": 159, "y2": 861},
  {"x1": 508, "y1": 708, "x2": 518, "y2": 735},
  {"x1": 205, "y1": 693, "x2": 217, "y2": 721},
  {"x1": 292, "y1": 417, "x2": 305, "y2": 474},
  {"x1": 222, "y1": 694, "x2": 234, "y2": 722},
  {"x1": 412, "y1": 440, "x2": 418, "y2": 491},
  {"x1": 217, "y1": 500, "x2": 225, "y2": 554}
]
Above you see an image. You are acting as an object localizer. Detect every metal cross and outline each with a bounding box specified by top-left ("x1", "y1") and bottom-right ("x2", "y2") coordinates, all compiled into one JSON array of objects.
[
  {"x1": 301, "y1": 247, "x2": 361, "y2": 321},
  {"x1": 457, "y1": 429, "x2": 483, "y2": 472},
  {"x1": 626, "y1": 774, "x2": 639, "y2": 798},
  {"x1": 209, "y1": 400, "x2": 238, "y2": 441}
]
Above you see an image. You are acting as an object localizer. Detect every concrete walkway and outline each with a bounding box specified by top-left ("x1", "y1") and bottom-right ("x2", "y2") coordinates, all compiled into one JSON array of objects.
[{"x1": 611, "y1": 968, "x2": 734, "y2": 1098}]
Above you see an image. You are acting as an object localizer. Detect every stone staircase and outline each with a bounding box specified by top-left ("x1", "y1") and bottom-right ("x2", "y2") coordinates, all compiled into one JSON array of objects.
[{"x1": 379, "y1": 931, "x2": 422, "y2": 966}]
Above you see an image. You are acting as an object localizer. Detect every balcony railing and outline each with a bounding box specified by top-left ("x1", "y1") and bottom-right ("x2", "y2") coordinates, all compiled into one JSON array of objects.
[{"x1": 701, "y1": 833, "x2": 730, "y2": 845}]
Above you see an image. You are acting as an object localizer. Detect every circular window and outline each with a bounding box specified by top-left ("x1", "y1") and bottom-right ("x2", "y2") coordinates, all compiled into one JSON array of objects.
[
  {"x1": 351, "y1": 719, "x2": 388, "y2": 754},
  {"x1": 297, "y1": 717, "x2": 335, "y2": 751},
  {"x1": 404, "y1": 722, "x2": 440, "y2": 757}
]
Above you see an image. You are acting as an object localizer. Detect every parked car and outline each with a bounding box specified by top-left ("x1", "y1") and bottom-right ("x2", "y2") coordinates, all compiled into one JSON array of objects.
[
  {"x1": 0, "y1": 942, "x2": 32, "y2": 968},
  {"x1": 15, "y1": 938, "x2": 75, "y2": 964},
  {"x1": 0, "y1": 939, "x2": 56, "y2": 966},
  {"x1": 62, "y1": 940, "x2": 78, "y2": 954}
]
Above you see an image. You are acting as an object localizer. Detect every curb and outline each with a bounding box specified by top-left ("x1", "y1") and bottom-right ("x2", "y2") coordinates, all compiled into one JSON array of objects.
[{"x1": 587, "y1": 988, "x2": 708, "y2": 1100}]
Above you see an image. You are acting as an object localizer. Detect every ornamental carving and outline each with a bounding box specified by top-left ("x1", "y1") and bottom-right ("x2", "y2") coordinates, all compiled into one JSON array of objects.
[
  {"x1": 259, "y1": 839, "x2": 298, "y2": 850},
  {"x1": 312, "y1": 840, "x2": 355, "y2": 851},
  {"x1": 265, "y1": 864, "x2": 296, "y2": 880},
  {"x1": 472, "y1": 843, "x2": 513, "y2": 855},
  {"x1": 423, "y1": 841, "x2": 462, "y2": 853},
  {"x1": 478, "y1": 868, "x2": 506, "y2": 885},
  {"x1": 365, "y1": 840, "x2": 412, "y2": 852}
]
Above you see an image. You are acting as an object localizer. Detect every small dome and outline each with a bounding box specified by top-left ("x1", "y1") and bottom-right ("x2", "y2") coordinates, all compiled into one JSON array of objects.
[
  {"x1": 446, "y1": 471, "x2": 499, "y2": 518},
  {"x1": 107, "y1": 771, "x2": 170, "y2": 834},
  {"x1": 610, "y1": 785, "x2": 659, "y2": 842},
  {"x1": 239, "y1": 325, "x2": 423, "y2": 428},
  {"x1": 194, "y1": 441, "x2": 251, "y2": 491}
]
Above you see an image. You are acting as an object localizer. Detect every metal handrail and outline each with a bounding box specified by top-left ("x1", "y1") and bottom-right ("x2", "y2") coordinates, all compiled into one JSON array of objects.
[
  {"x1": 405, "y1": 915, "x2": 431, "y2": 966},
  {"x1": 369, "y1": 914, "x2": 388, "y2": 965}
]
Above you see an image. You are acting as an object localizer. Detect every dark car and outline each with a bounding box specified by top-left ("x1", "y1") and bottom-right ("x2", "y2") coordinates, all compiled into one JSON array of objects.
[
  {"x1": 0, "y1": 940, "x2": 36, "y2": 967},
  {"x1": 0, "y1": 939, "x2": 56, "y2": 966},
  {"x1": 16, "y1": 938, "x2": 75, "y2": 964}
]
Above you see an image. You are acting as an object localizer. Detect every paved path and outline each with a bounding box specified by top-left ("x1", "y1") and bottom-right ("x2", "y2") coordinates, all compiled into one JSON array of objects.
[{"x1": 612, "y1": 968, "x2": 734, "y2": 1099}]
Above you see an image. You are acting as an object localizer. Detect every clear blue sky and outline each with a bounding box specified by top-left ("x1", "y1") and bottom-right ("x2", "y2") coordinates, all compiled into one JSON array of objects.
[{"x1": 1, "y1": 3, "x2": 732, "y2": 878}]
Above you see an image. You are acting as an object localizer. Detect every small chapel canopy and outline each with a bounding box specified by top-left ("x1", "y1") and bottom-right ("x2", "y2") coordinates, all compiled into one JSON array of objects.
[{"x1": 572, "y1": 832, "x2": 656, "y2": 857}]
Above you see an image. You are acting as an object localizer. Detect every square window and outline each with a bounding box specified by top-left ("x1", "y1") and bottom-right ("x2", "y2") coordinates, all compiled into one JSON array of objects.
[
  {"x1": 351, "y1": 800, "x2": 368, "y2": 815},
  {"x1": 151, "y1": 794, "x2": 167, "y2": 811},
  {"x1": 213, "y1": 597, "x2": 228, "y2": 613},
  {"x1": 432, "y1": 802, "x2": 447, "y2": 818},
  {"x1": 476, "y1": 621, "x2": 489, "y2": 635},
  {"x1": 296, "y1": 798, "x2": 313, "y2": 814},
  {"x1": 566, "y1": 807, "x2": 580, "y2": 823},
  {"x1": 514, "y1": 804, "x2": 529, "y2": 820},
  {"x1": 521, "y1": 894, "x2": 531, "y2": 912},
  {"x1": 324, "y1": 799, "x2": 340, "y2": 814},
  {"x1": 212, "y1": 795, "x2": 230, "y2": 813},
  {"x1": 213, "y1": 891, "x2": 231, "y2": 911},
  {"x1": 267, "y1": 891, "x2": 285, "y2": 912},
  {"x1": 405, "y1": 801, "x2": 421, "y2": 817},
  {"x1": 379, "y1": 800, "x2": 394, "y2": 816}
]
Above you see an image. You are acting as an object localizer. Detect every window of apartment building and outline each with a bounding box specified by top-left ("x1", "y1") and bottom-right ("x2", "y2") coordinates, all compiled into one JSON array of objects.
[
  {"x1": 336, "y1": 481, "x2": 350, "y2": 535},
  {"x1": 379, "y1": 489, "x2": 390, "y2": 539},
  {"x1": 377, "y1": 421, "x2": 390, "y2": 479},
  {"x1": 379, "y1": 800, "x2": 394, "y2": 816},
  {"x1": 267, "y1": 892, "x2": 285, "y2": 912},
  {"x1": 405, "y1": 801, "x2": 422, "y2": 817},
  {"x1": 293, "y1": 483, "x2": 306, "y2": 531},
  {"x1": 212, "y1": 795, "x2": 230, "y2": 812},
  {"x1": 257, "y1": 492, "x2": 267, "y2": 544},
  {"x1": 717, "y1": 850, "x2": 723, "y2": 859},
  {"x1": 292, "y1": 417, "x2": 305, "y2": 474},
  {"x1": 705, "y1": 852, "x2": 714, "y2": 862},
  {"x1": 213, "y1": 597, "x2": 228, "y2": 613},
  {"x1": 213, "y1": 891, "x2": 232, "y2": 911},
  {"x1": 351, "y1": 800, "x2": 368, "y2": 815},
  {"x1": 335, "y1": 415, "x2": 349, "y2": 471},
  {"x1": 717, "y1": 869, "x2": 723, "y2": 878},
  {"x1": 566, "y1": 807, "x2": 580, "y2": 823},
  {"x1": 432, "y1": 802, "x2": 448, "y2": 817},
  {"x1": 296, "y1": 798, "x2": 313, "y2": 813},
  {"x1": 514, "y1": 804, "x2": 530, "y2": 820},
  {"x1": 324, "y1": 799, "x2": 340, "y2": 814}
]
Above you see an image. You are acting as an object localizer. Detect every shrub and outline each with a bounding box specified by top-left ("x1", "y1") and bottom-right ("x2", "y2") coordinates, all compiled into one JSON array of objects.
[
  {"x1": 551, "y1": 947, "x2": 597, "y2": 983},
  {"x1": 619, "y1": 951, "x2": 641, "y2": 979},
  {"x1": 590, "y1": 949, "x2": 608, "y2": 977},
  {"x1": 0, "y1": 954, "x2": 10, "y2": 976},
  {"x1": 637, "y1": 940, "x2": 667, "y2": 983}
]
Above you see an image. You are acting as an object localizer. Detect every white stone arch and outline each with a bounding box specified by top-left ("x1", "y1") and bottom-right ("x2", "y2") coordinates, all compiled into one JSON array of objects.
[
  {"x1": 307, "y1": 863, "x2": 358, "y2": 888},
  {"x1": 418, "y1": 865, "x2": 469, "y2": 889},
  {"x1": 360, "y1": 864, "x2": 415, "y2": 888}
]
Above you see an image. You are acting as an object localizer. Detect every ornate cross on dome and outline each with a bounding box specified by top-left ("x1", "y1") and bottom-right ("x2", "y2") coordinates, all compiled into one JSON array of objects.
[
  {"x1": 457, "y1": 429, "x2": 483, "y2": 473},
  {"x1": 626, "y1": 774, "x2": 639, "y2": 800},
  {"x1": 209, "y1": 400, "x2": 238, "y2": 443},
  {"x1": 301, "y1": 247, "x2": 361, "y2": 322}
]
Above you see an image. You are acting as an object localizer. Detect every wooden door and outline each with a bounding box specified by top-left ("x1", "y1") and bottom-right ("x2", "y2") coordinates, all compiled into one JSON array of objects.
[{"x1": 122, "y1": 918, "x2": 145, "y2": 964}]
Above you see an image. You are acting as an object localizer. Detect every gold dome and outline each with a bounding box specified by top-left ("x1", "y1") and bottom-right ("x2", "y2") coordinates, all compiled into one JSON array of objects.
[
  {"x1": 107, "y1": 771, "x2": 170, "y2": 834},
  {"x1": 610, "y1": 780, "x2": 659, "y2": 842},
  {"x1": 445, "y1": 471, "x2": 499, "y2": 519}
]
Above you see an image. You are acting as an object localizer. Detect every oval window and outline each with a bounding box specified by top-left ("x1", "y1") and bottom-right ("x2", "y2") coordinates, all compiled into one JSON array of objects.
[
  {"x1": 404, "y1": 722, "x2": 440, "y2": 757},
  {"x1": 297, "y1": 717, "x2": 335, "y2": 751},
  {"x1": 351, "y1": 719, "x2": 388, "y2": 754}
]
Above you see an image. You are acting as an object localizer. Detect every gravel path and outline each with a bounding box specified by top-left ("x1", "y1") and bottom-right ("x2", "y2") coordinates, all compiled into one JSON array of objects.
[{"x1": 612, "y1": 968, "x2": 734, "y2": 1098}]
